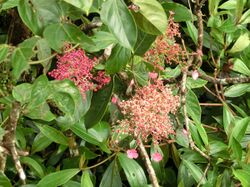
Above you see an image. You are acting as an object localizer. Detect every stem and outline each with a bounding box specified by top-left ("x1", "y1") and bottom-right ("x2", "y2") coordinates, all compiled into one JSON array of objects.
[
  {"x1": 137, "y1": 138, "x2": 159, "y2": 187},
  {"x1": 81, "y1": 153, "x2": 116, "y2": 170},
  {"x1": 2, "y1": 102, "x2": 26, "y2": 184}
]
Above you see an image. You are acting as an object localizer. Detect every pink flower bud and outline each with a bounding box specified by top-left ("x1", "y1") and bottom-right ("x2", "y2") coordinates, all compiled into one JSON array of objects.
[
  {"x1": 111, "y1": 96, "x2": 118, "y2": 104},
  {"x1": 152, "y1": 152, "x2": 162, "y2": 162},
  {"x1": 192, "y1": 70, "x2": 199, "y2": 80},
  {"x1": 148, "y1": 72, "x2": 158, "y2": 79},
  {"x1": 183, "y1": 129, "x2": 188, "y2": 135},
  {"x1": 127, "y1": 149, "x2": 138, "y2": 159}
]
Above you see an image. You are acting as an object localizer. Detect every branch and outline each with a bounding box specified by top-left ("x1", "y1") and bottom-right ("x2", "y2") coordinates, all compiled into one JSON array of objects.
[
  {"x1": 137, "y1": 138, "x2": 159, "y2": 187},
  {"x1": 2, "y1": 102, "x2": 26, "y2": 184}
]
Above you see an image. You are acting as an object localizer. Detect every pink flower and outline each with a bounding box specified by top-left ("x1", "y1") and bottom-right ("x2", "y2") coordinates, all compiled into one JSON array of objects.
[
  {"x1": 152, "y1": 152, "x2": 162, "y2": 162},
  {"x1": 183, "y1": 129, "x2": 188, "y2": 135},
  {"x1": 192, "y1": 70, "x2": 199, "y2": 80},
  {"x1": 111, "y1": 96, "x2": 118, "y2": 104},
  {"x1": 127, "y1": 149, "x2": 139, "y2": 159},
  {"x1": 148, "y1": 72, "x2": 158, "y2": 79}
]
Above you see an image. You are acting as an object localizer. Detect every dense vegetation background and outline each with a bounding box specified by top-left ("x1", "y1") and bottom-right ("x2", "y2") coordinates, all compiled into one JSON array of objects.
[{"x1": 1, "y1": 0, "x2": 250, "y2": 186}]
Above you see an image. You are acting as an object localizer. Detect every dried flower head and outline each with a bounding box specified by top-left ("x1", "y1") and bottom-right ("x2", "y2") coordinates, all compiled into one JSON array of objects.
[
  {"x1": 144, "y1": 11, "x2": 183, "y2": 69},
  {"x1": 116, "y1": 79, "x2": 180, "y2": 144},
  {"x1": 49, "y1": 47, "x2": 110, "y2": 98}
]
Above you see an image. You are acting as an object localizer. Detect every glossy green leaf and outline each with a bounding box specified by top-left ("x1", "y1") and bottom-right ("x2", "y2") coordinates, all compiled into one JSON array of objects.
[
  {"x1": 239, "y1": 9, "x2": 250, "y2": 24},
  {"x1": 162, "y1": 2, "x2": 193, "y2": 22},
  {"x1": 81, "y1": 171, "x2": 94, "y2": 187},
  {"x1": 0, "y1": 173, "x2": 12, "y2": 187},
  {"x1": 232, "y1": 117, "x2": 250, "y2": 142},
  {"x1": 37, "y1": 169, "x2": 80, "y2": 187},
  {"x1": 186, "y1": 89, "x2": 201, "y2": 124},
  {"x1": 105, "y1": 44, "x2": 131, "y2": 74},
  {"x1": 232, "y1": 58, "x2": 250, "y2": 76},
  {"x1": 219, "y1": 0, "x2": 236, "y2": 9},
  {"x1": 63, "y1": 0, "x2": 93, "y2": 15},
  {"x1": 208, "y1": 0, "x2": 220, "y2": 15},
  {"x1": 189, "y1": 122, "x2": 203, "y2": 149},
  {"x1": 132, "y1": 0, "x2": 167, "y2": 35},
  {"x1": 43, "y1": 23, "x2": 93, "y2": 52},
  {"x1": 224, "y1": 83, "x2": 250, "y2": 97},
  {"x1": 223, "y1": 104, "x2": 235, "y2": 135},
  {"x1": 11, "y1": 48, "x2": 29, "y2": 80},
  {"x1": 36, "y1": 124, "x2": 68, "y2": 146},
  {"x1": 12, "y1": 83, "x2": 32, "y2": 104},
  {"x1": 50, "y1": 79, "x2": 88, "y2": 127},
  {"x1": 18, "y1": 0, "x2": 61, "y2": 35},
  {"x1": 85, "y1": 81, "x2": 113, "y2": 128},
  {"x1": 1, "y1": 0, "x2": 19, "y2": 10},
  {"x1": 183, "y1": 159, "x2": 206, "y2": 184},
  {"x1": 186, "y1": 21, "x2": 198, "y2": 44},
  {"x1": 31, "y1": 132, "x2": 53, "y2": 154},
  {"x1": 100, "y1": 0, "x2": 137, "y2": 50},
  {"x1": 118, "y1": 153, "x2": 147, "y2": 187},
  {"x1": 230, "y1": 137, "x2": 242, "y2": 160},
  {"x1": 100, "y1": 160, "x2": 122, "y2": 187},
  {"x1": 229, "y1": 32, "x2": 250, "y2": 53},
  {"x1": 134, "y1": 28, "x2": 156, "y2": 56},
  {"x1": 186, "y1": 77, "x2": 207, "y2": 89},
  {"x1": 20, "y1": 156, "x2": 45, "y2": 178},
  {"x1": 88, "y1": 31, "x2": 117, "y2": 52},
  {"x1": 209, "y1": 140, "x2": 227, "y2": 155},
  {"x1": 88, "y1": 121, "x2": 110, "y2": 142},
  {"x1": 196, "y1": 123, "x2": 209, "y2": 146},
  {"x1": 233, "y1": 169, "x2": 250, "y2": 187},
  {"x1": 0, "y1": 44, "x2": 8, "y2": 64},
  {"x1": 176, "y1": 129, "x2": 189, "y2": 148}
]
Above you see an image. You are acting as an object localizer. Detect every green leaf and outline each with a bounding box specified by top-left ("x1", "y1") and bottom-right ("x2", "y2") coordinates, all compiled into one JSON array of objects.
[
  {"x1": 99, "y1": 160, "x2": 122, "y2": 187},
  {"x1": 186, "y1": 21, "x2": 198, "y2": 44},
  {"x1": 0, "y1": 173, "x2": 12, "y2": 187},
  {"x1": 134, "y1": 28, "x2": 156, "y2": 56},
  {"x1": 50, "y1": 79, "x2": 88, "y2": 127},
  {"x1": 37, "y1": 169, "x2": 80, "y2": 187},
  {"x1": 183, "y1": 159, "x2": 206, "y2": 184},
  {"x1": 196, "y1": 123, "x2": 209, "y2": 146},
  {"x1": 239, "y1": 9, "x2": 250, "y2": 24},
  {"x1": 229, "y1": 32, "x2": 250, "y2": 53},
  {"x1": 223, "y1": 103, "x2": 235, "y2": 136},
  {"x1": 229, "y1": 137, "x2": 242, "y2": 160},
  {"x1": 233, "y1": 169, "x2": 250, "y2": 187},
  {"x1": 0, "y1": 44, "x2": 8, "y2": 64},
  {"x1": 81, "y1": 171, "x2": 94, "y2": 187},
  {"x1": 209, "y1": 0, "x2": 221, "y2": 15},
  {"x1": 162, "y1": 2, "x2": 193, "y2": 22},
  {"x1": 232, "y1": 58, "x2": 250, "y2": 76},
  {"x1": 131, "y1": 0, "x2": 167, "y2": 35},
  {"x1": 36, "y1": 124, "x2": 68, "y2": 146},
  {"x1": 224, "y1": 83, "x2": 250, "y2": 97},
  {"x1": 88, "y1": 121, "x2": 110, "y2": 142},
  {"x1": 43, "y1": 23, "x2": 93, "y2": 52},
  {"x1": 186, "y1": 89, "x2": 201, "y2": 124},
  {"x1": 18, "y1": 0, "x2": 61, "y2": 35},
  {"x1": 18, "y1": 36, "x2": 40, "y2": 59},
  {"x1": 209, "y1": 140, "x2": 227, "y2": 155},
  {"x1": 118, "y1": 153, "x2": 147, "y2": 187},
  {"x1": 219, "y1": 0, "x2": 237, "y2": 9},
  {"x1": 100, "y1": 0, "x2": 137, "y2": 50},
  {"x1": 88, "y1": 31, "x2": 117, "y2": 52},
  {"x1": 186, "y1": 77, "x2": 207, "y2": 89},
  {"x1": 31, "y1": 132, "x2": 53, "y2": 154},
  {"x1": 63, "y1": 0, "x2": 93, "y2": 15},
  {"x1": 1, "y1": 0, "x2": 19, "y2": 11},
  {"x1": 12, "y1": 83, "x2": 32, "y2": 104},
  {"x1": 232, "y1": 117, "x2": 250, "y2": 142},
  {"x1": 85, "y1": 81, "x2": 113, "y2": 128},
  {"x1": 11, "y1": 48, "x2": 29, "y2": 80},
  {"x1": 176, "y1": 129, "x2": 189, "y2": 148},
  {"x1": 20, "y1": 156, "x2": 45, "y2": 178},
  {"x1": 105, "y1": 45, "x2": 131, "y2": 74}
]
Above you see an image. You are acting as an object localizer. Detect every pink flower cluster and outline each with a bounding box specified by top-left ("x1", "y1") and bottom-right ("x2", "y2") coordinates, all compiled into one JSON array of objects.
[
  {"x1": 144, "y1": 11, "x2": 183, "y2": 69},
  {"x1": 48, "y1": 48, "x2": 110, "y2": 98},
  {"x1": 117, "y1": 80, "x2": 180, "y2": 144}
]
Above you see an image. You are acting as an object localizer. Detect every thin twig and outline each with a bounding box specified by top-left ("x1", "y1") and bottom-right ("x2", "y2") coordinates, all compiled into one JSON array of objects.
[
  {"x1": 199, "y1": 103, "x2": 223, "y2": 106},
  {"x1": 197, "y1": 162, "x2": 210, "y2": 187},
  {"x1": 138, "y1": 138, "x2": 159, "y2": 187}
]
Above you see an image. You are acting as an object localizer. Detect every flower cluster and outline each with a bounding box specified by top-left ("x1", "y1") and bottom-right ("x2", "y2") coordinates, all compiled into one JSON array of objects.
[
  {"x1": 126, "y1": 149, "x2": 163, "y2": 162},
  {"x1": 49, "y1": 47, "x2": 110, "y2": 98},
  {"x1": 116, "y1": 79, "x2": 180, "y2": 145},
  {"x1": 144, "y1": 11, "x2": 183, "y2": 69}
]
